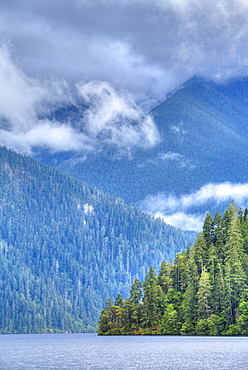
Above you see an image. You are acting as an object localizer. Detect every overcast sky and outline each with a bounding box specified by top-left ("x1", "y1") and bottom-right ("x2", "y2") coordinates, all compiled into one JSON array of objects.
[
  {"x1": 1, "y1": 0, "x2": 248, "y2": 102},
  {"x1": 1, "y1": 0, "x2": 248, "y2": 146},
  {"x1": 1, "y1": 0, "x2": 248, "y2": 230}
]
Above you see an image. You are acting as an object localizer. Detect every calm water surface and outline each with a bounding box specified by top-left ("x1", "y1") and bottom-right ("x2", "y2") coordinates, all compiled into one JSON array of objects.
[{"x1": 0, "y1": 333, "x2": 248, "y2": 369}]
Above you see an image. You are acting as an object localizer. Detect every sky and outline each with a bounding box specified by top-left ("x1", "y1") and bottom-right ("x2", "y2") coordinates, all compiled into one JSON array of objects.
[{"x1": 1, "y1": 0, "x2": 248, "y2": 230}]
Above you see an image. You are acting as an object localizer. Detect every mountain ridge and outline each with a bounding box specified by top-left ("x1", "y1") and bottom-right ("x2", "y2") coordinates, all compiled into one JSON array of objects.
[{"x1": 51, "y1": 78, "x2": 248, "y2": 213}]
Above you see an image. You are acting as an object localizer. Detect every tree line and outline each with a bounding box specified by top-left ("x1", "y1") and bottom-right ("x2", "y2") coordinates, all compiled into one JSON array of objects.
[{"x1": 98, "y1": 201, "x2": 248, "y2": 335}]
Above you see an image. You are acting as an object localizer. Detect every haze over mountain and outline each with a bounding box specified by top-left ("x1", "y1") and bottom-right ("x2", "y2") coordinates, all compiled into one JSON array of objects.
[
  {"x1": 1, "y1": 1, "x2": 248, "y2": 231},
  {"x1": 38, "y1": 77, "x2": 248, "y2": 231}
]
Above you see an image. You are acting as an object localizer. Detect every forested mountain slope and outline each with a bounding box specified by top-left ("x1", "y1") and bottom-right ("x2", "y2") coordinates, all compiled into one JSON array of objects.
[
  {"x1": 99, "y1": 202, "x2": 248, "y2": 336},
  {"x1": 0, "y1": 146, "x2": 195, "y2": 333},
  {"x1": 56, "y1": 78, "x2": 248, "y2": 204}
]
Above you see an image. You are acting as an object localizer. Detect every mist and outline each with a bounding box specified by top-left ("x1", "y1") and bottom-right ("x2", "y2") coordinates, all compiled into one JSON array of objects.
[{"x1": 139, "y1": 182, "x2": 248, "y2": 231}]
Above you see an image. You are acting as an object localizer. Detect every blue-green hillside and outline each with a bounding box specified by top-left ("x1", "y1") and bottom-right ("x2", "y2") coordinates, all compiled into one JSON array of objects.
[
  {"x1": 56, "y1": 78, "x2": 248, "y2": 206},
  {"x1": 0, "y1": 146, "x2": 195, "y2": 333}
]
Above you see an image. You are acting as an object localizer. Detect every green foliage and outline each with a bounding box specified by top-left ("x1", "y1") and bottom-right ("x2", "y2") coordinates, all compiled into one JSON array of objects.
[
  {"x1": 158, "y1": 304, "x2": 181, "y2": 335},
  {"x1": 99, "y1": 201, "x2": 248, "y2": 336},
  {"x1": 0, "y1": 146, "x2": 193, "y2": 333}
]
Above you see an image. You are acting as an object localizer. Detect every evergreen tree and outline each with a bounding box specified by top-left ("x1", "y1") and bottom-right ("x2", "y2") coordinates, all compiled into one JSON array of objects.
[
  {"x1": 157, "y1": 260, "x2": 172, "y2": 295},
  {"x1": 115, "y1": 293, "x2": 123, "y2": 307},
  {"x1": 0, "y1": 145, "x2": 194, "y2": 333},
  {"x1": 128, "y1": 279, "x2": 142, "y2": 332},
  {"x1": 98, "y1": 202, "x2": 248, "y2": 336},
  {"x1": 223, "y1": 211, "x2": 246, "y2": 325},
  {"x1": 203, "y1": 212, "x2": 214, "y2": 250},
  {"x1": 158, "y1": 304, "x2": 181, "y2": 335},
  {"x1": 98, "y1": 298, "x2": 114, "y2": 335},
  {"x1": 233, "y1": 289, "x2": 248, "y2": 335},
  {"x1": 130, "y1": 279, "x2": 142, "y2": 304},
  {"x1": 197, "y1": 267, "x2": 212, "y2": 320},
  {"x1": 142, "y1": 266, "x2": 162, "y2": 331},
  {"x1": 180, "y1": 284, "x2": 197, "y2": 335},
  {"x1": 193, "y1": 233, "x2": 207, "y2": 274},
  {"x1": 212, "y1": 211, "x2": 227, "y2": 269}
]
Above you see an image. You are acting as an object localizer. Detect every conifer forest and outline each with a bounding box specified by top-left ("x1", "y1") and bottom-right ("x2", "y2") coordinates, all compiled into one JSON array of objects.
[
  {"x1": 0, "y1": 146, "x2": 194, "y2": 333},
  {"x1": 99, "y1": 201, "x2": 248, "y2": 335}
]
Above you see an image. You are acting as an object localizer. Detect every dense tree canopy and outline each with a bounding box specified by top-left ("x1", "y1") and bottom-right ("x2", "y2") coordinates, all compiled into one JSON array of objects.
[
  {"x1": 0, "y1": 146, "x2": 194, "y2": 333},
  {"x1": 99, "y1": 202, "x2": 248, "y2": 335}
]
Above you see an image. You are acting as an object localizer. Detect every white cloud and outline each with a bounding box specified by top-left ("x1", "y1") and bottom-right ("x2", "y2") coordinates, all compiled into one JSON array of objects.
[
  {"x1": 155, "y1": 212, "x2": 205, "y2": 232},
  {"x1": 159, "y1": 152, "x2": 195, "y2": 169},
  {"x1": 1, "y1": 121, "x2": 92, "y2": 155},
  {"x1": 160, "y1": 153, "x2": 183, "y2": 161},
  {"x1": 77, "y1": 80, "x2": 160, "y2": 149},
  {"x1": 1, "y1": 0, "x2": 248, "y2": 104},
  {"x1": 1, "y1": 1, "x2": 248, "y2": 159},
  {"x1": 138, "y1": 151, "x2": 196, "y2": 170},
  {"x1": 0, "y1": 46, "x2": 159, "y2": 155},
  {"x1": 139, "y1": 182, "x2": 248, "y2": 231},
  {"x1": 0, "y1": 44, "x2": 45, "y2": 129},
  {"x1": 180, "y1": 182, "x2": 248, "y2": 208},
  {"x1": 0, "y1": 45, "x2": 87, "y2": 154},
  {"x1": 0, "y1": 1, "x2": 248, "y2": 231}
]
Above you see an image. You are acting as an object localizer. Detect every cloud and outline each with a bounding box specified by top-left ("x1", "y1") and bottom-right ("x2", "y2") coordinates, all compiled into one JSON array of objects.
[
  {"x1": 180, "y1": 182, "x2": 248, "y2": 208},
  {"x1": 0, "y1": 44, "x2": 45, "y2": 129},
  {"x1": 0, "y1": 45, "x2": 159, "y2": 155},
  {"x1": 1, "y1": 1, "x2": 248, "y2": 158},
  {"x1": 0, "y1": 44, "x2": 86, "y2": 155},
  {"x1": 77, "y1": 80, "x2": 160, "y2": 149},
  {"x1": 0, "y1": 1, "x2": 247, "y2": 231},
  {"x1": 138, "y1": 151, "x2": 196, "y2": 170},
  {"x1": 156, "y1": 212, "x2": 205, "y2": 232},
  {"x1": 139, "y1": 182, "x2": 248, "y2": 231},
  {"x1": 1, "y1": 122, "x2": 92, "y2": 155},
  {"x1": 1, "y1": 0, "x2": 248, "y2": 105},
  {"x1": 158, "y1": 152, "x2": 195, "y2": 169}
]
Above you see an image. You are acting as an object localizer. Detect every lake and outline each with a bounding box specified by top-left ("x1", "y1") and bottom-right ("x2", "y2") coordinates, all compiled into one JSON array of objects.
[{"x1": 0, "y1": 333, "x2": 248, "y2": 369}]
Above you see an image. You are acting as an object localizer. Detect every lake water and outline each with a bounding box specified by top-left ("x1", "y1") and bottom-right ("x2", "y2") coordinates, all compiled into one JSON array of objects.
[{"x1": 0, "y1": 333, "x2": 248, "y2": 369}]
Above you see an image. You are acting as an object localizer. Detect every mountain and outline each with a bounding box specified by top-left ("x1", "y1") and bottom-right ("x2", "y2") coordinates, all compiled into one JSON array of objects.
[
  {"x1": 51, "y1": 78, "x2": 248, "y2": 208},
  {"x1": 0, "y1": 146, "x2": 195, "y2": 333}
]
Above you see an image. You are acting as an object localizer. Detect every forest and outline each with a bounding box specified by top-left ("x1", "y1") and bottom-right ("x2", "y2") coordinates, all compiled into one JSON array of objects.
[
  {"x1": 0, "y1": 146, "x2": 195, "y2": 333},
  {"x1": 98, "y1": 201, "x2": 248, "y2": 335}
]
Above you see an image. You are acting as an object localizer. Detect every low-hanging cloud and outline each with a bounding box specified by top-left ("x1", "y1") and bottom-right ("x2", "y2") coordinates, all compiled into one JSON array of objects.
[
  {"x1": 0, "y1": 45, "x2": 159, "y2": 155},
  {"x1": 139, "y1": 182, "x2": 248, "y2": 231},
  {"x1": 138, "y1": 152, "x2": 196, "y2": 170},
  {"x1": 159, "y1": 212, "x2": 205, "y2": 233},
  {"x1": 0, "y1": 45, "x2": 85, "y2": 154},
  {"x1": 77, "y1": 80, "x2": 160, "y2": 149},
  {"x1": 0, "y1": 44, "x2": 45, "y2": 130},
  {"x1": 1, "y1": 122, "x2": 93, "y2": 155}
]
